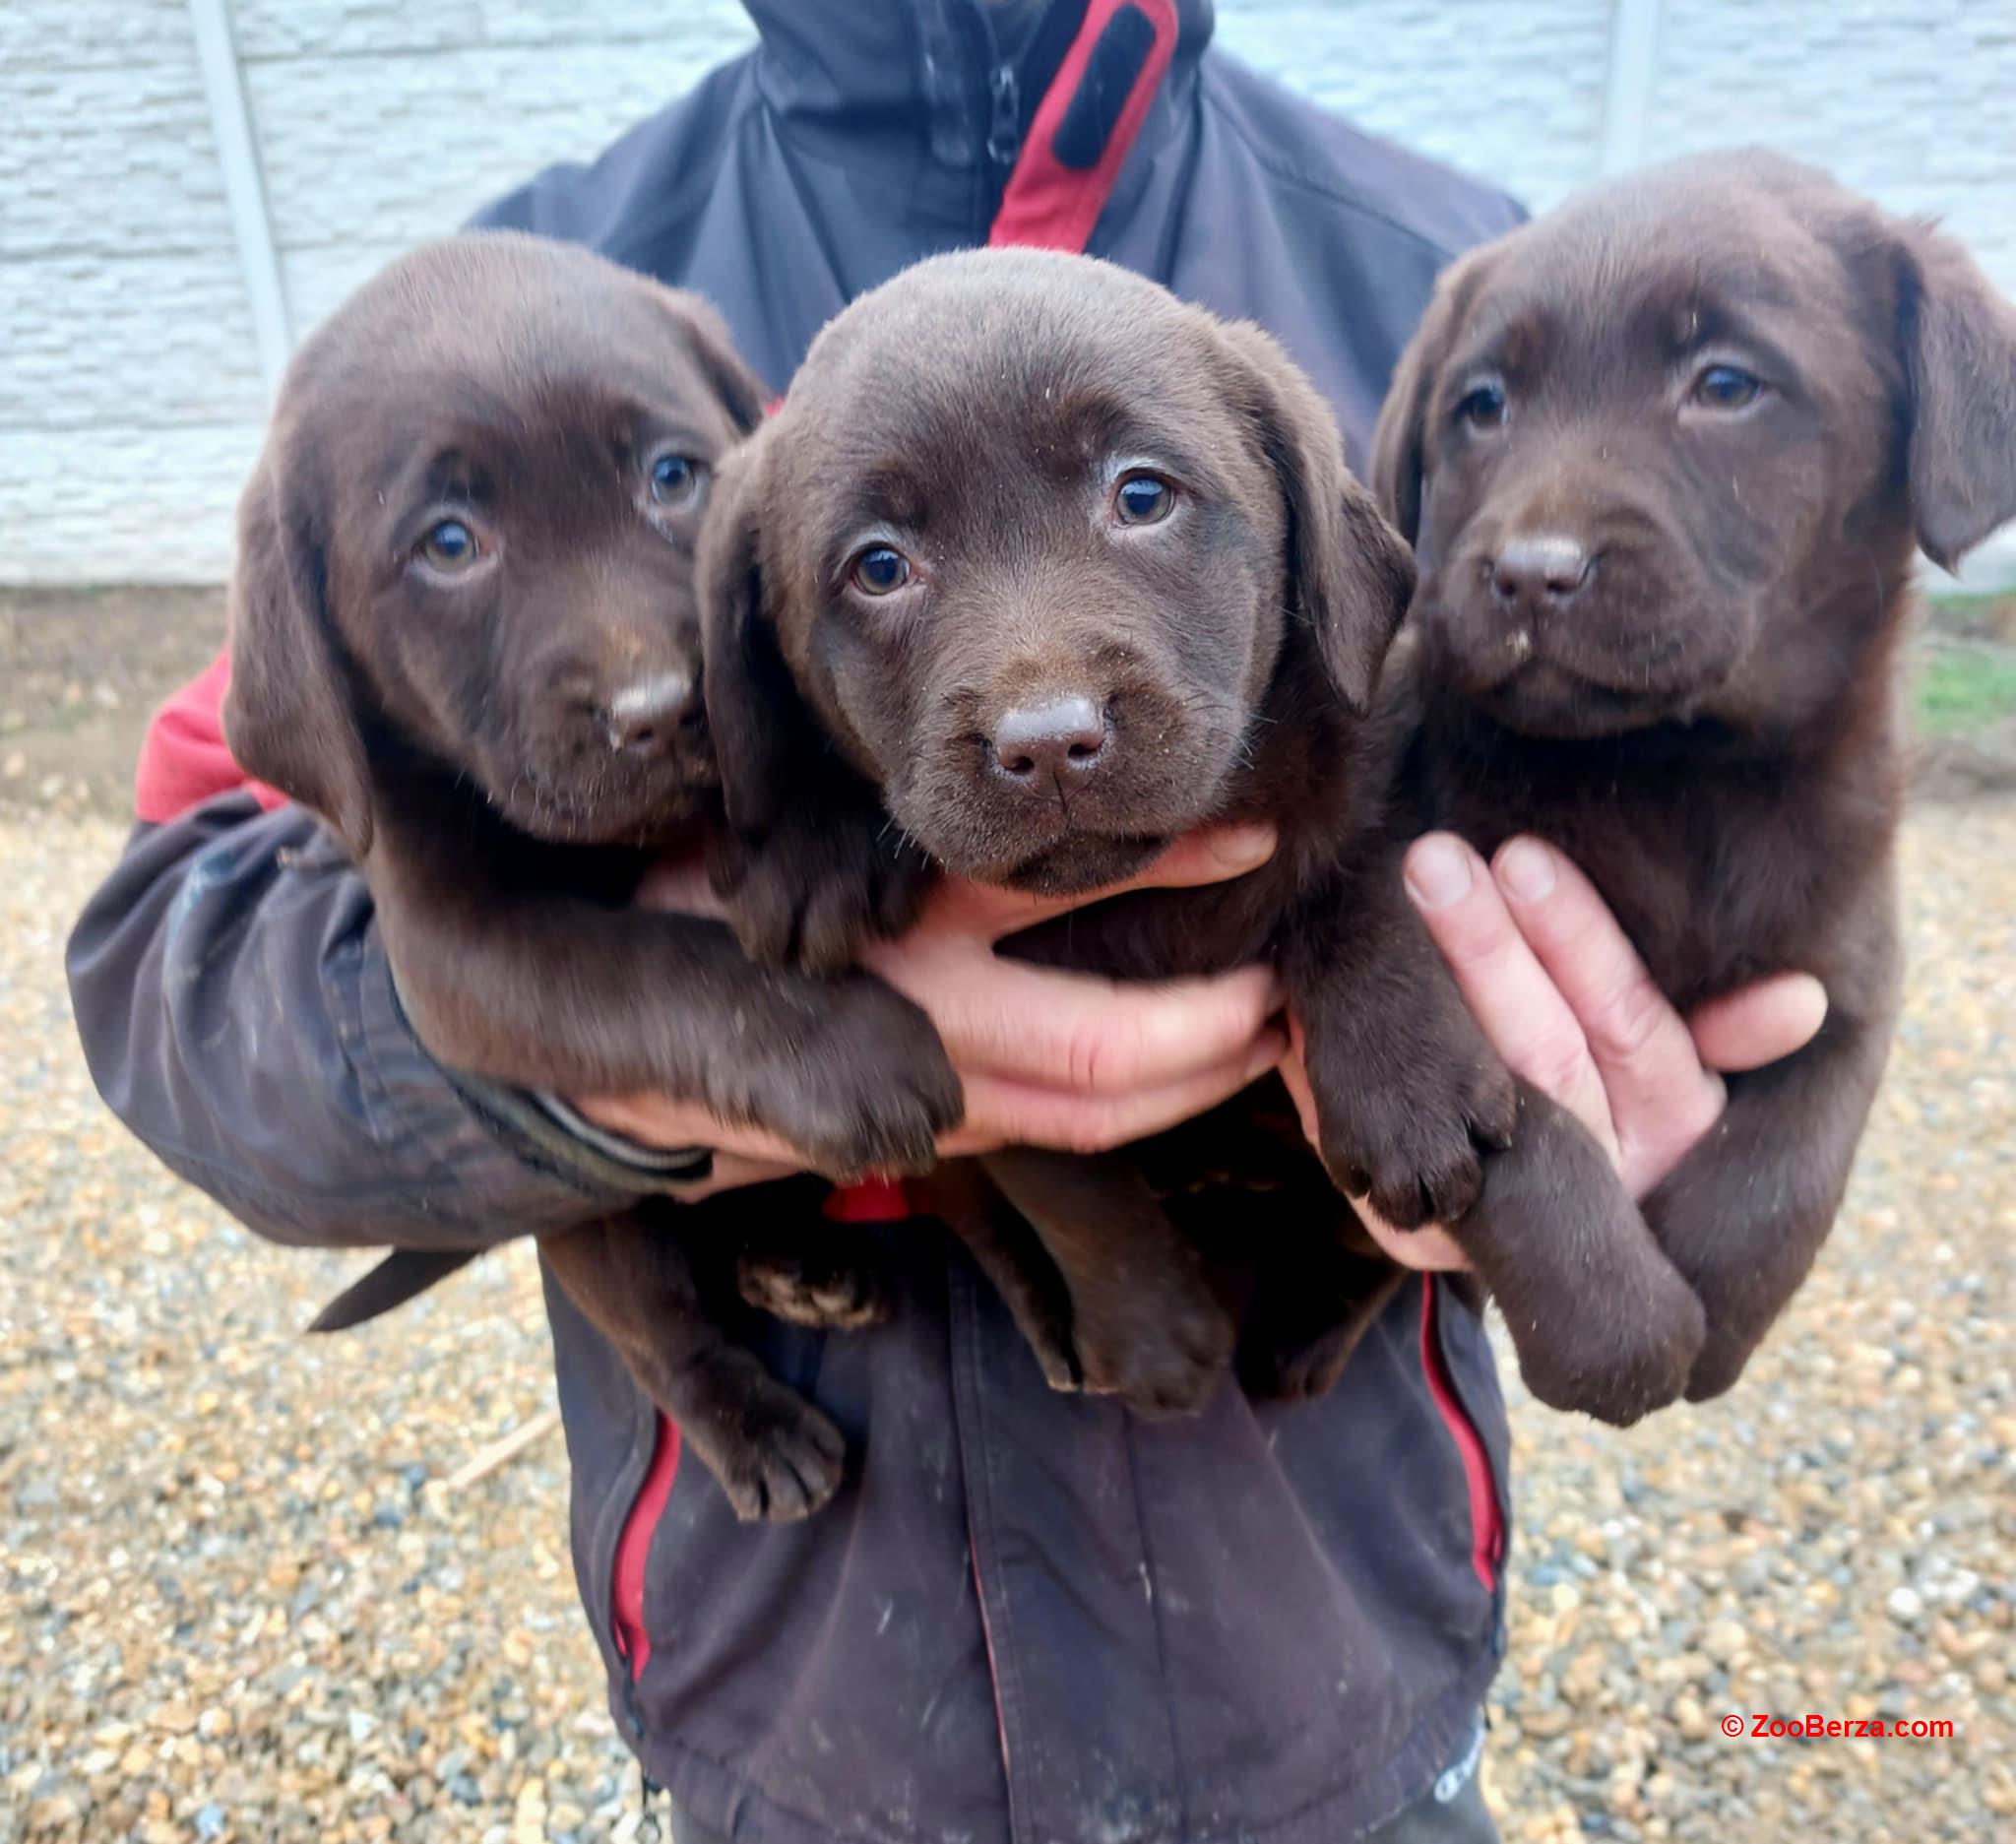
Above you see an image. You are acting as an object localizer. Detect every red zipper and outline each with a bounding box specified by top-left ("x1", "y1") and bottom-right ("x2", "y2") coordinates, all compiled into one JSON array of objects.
[
  {"x1": 609, "y1": 1176, "x2": 903, "y2": 1681},
  {"x1": 611, "y1": 1413, "x2": 682, "y2": 1680},
  {"x1": 1418, "y1": 1276, "x2": 1504, "y2": 1594}
]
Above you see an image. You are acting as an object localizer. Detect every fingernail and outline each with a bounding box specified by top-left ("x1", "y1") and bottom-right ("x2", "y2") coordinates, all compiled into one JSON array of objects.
[
  {"x1": 1496, "y1": 837, "x2": 1556, "y2": 903},
  {"x1": 1786, "y1": 972, "x2": 1830, "y2": 1025},
  {"x1": 1211, "y1": 822, "x2": 1278, "y2": 870},
  {"x1": 1404, "y1": 834, "x2": 1473, "y2": 910}
]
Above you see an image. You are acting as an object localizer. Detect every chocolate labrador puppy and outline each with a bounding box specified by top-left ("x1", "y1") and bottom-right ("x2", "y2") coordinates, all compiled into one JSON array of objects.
[
  {"x1": 223, "y1": 231, "x2": 963, "y2": 1518},
  {"x1": 699, "y1": 248, "x2": 1503, "y2": 1416},
  {"x1": 1364, "y1": 150, "x2": 2016, "y2": 1407}
]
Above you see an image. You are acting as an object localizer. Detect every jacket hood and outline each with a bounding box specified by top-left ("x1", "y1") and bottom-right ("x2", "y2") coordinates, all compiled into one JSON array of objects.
[{"x1": 742, "y1": 0, "x2": 1215, "y2": 170}]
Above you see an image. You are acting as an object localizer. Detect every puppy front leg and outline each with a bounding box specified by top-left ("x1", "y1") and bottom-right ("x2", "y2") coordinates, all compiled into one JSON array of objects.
[
  {"x1": 1648, "y1": 999, "x2": 1895, "y2": 1401},
  {"x1": 1284, "y1": 858, "x2": 1519, "y2": 1228},
  {"x1": 540, "y1": 1213, "x2": 848, "y2": 1522},
  {"x1": 1457, "y1": 1083, "x2": 1706, "y2": 1424},
  {"x1": 1291, "y1": 877, "x2": 1706, "y2": 1426},
  {"x1": 379, "y1": 886, "x2": 961, "y2": 1181}
]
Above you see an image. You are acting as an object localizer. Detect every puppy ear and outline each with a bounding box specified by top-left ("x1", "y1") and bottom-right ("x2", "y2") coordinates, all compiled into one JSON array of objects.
[
  {"x1": 1216, "y1": 320, "x2": 1417, "y2": 714},
  {"x1": 657, "y1": 286, "x2": 772, "y2": 435},
  {"x1": 1897, "y1": 223, "x2": 2016, "y2": 571},
  {"x1": 698, "y1": 434, "x2": 802, "y2": 834},
  {"x1": 1367, "y1": 256, "x2": 1476, "y2": 547},
  {"x1": 220, "y1": 450, "x2": 374, "y2": 856},
  {"x1": 1367, "y1": 327, "x2": 1432, "y2": 547}
]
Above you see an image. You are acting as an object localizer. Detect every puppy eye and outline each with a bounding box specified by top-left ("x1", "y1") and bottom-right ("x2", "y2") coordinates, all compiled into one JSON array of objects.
[
  {"x1": 1113, "y1": 473, "x2": 1175, "y2": 525},
  {"x1": 649, "y1": 453, "x2": 702, "y2": 505},
  {"x1": 1454, "y1": 383, "x2": 1508, "y2": 429},
  {"x1": 849, "y1": 545, "x2": 913, "y2": 596},
  {"x1": 418, "y1": 519, "x2": 480, "y2": 571},
  {"x1": 1689, "y1": 363, "x2": 1764, "y2": 411}
]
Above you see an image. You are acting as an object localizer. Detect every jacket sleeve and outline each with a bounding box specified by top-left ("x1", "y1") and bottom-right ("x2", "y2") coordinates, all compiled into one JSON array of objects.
[{"x1": 69, "y1": 700, "x2": 712, "y2": 1254}]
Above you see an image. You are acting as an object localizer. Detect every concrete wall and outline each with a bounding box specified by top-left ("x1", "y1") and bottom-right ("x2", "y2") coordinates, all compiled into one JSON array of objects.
[{"x1": 4, "y1": 1, "x2": 2013, "y2": 586}]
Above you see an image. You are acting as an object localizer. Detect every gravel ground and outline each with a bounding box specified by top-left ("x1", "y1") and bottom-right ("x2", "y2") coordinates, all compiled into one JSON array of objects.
[{"x1": 2, "y1": 802, "x2": 2011, "y2": 1843}]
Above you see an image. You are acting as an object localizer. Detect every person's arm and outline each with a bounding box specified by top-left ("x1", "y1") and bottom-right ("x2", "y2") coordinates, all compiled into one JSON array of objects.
[{"x1": 66, "y1": 794, "x2": 690, "y2": 1253}]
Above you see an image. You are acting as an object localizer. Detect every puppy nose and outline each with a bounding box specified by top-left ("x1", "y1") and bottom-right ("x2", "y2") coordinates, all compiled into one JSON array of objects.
[
  {"x1": 1490, "y1": 535, "x2": 1593, "y2": 609},
  {"x1": 601, "y1": 671, "x2": 697, "y2": 751},
  {"x1": 990, "y1": 695, "x2": 1109, "y2": 783}
]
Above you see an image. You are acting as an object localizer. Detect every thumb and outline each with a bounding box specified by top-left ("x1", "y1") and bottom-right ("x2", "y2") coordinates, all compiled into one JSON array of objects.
[{"x1": 1688, "y1": 973, "x2": 1829, "y2": 1074}]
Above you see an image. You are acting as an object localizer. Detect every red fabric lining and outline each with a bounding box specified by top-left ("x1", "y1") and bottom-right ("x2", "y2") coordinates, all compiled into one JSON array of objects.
[
  {"x1": 1418, "y1": 1277, "x2": 1504, "y2": 1593},
  {"x1": 133, "y1": 648, "x2": 287, "y2": 823},
  {"x1": 969, "y1": 1511, "x2": 1015, "y2": 1780},
  {"x1": 987, "y1": 0, "x2": 1178, "y2": 254},
  {"x1": 612, "y1": 1415, "x2": 682, "y2": 1679},
  {"x1": 823, "y1": 1175, "x2": 913, "y2": 1222}
]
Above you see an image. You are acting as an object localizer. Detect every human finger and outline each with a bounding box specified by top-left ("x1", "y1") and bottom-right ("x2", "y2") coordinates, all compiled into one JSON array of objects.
[
  {"x1": 939, "y1": 1025, "x2": 1288, "y2": 1157},
  {"x1": 1688, "y1": 973, "x2": 1829, "y2": 1073},
  {"x1": 1404, "y1": 833, "x2": 1620, "y2": 1160}
]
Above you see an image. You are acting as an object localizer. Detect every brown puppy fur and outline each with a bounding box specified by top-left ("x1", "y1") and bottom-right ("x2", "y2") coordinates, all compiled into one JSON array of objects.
[
  {"x1": 1367, "y1": 151, "x2": 2016, "y2": 1408},
  {"x1": 701, "y1": 248, "x2": 1498, "y2": 1415},
  {"x1": 224, "y1": 232, "x2": 962, "y2": 1518}
]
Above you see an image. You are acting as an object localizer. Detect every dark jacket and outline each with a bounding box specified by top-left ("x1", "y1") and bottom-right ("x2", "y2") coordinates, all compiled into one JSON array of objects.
[{"x1": 67, "y1": 5, "x2": 1525, "y2": 1840}]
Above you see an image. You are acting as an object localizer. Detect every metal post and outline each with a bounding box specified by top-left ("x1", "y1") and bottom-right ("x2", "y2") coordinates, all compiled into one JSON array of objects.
[
  {"x1": 184, "y1": 0, "x2": 292, "y2": 397},
  {"x1": 1598, "y1": 0, "x2": 1662, "y2": 177}
]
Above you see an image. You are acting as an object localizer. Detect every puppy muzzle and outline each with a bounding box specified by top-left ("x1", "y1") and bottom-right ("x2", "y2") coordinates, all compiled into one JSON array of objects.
[
  {"x1": 1418, "y1": 531, "x2": 1746, "y2": 736},
  {"x1": 889, "y1": 683, "x2": 1245, "y2": 893}
]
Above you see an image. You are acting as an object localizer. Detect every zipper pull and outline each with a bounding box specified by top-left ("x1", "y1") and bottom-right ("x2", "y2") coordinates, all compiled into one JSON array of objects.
[
  {"x1": 636, "y1": 1768, "x2": 666, "y2": 1843},
  {"x1": 986, "y1": 63, "x2": 1022, "y2": 170}
]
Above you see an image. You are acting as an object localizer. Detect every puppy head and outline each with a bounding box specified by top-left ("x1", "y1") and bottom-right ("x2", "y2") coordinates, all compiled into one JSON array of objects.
[
  {"x1": 222, "y1": 232, "x2": 766, "y2": 854},
  {"x1": 1370, "y1": 152, "x2": 2016, "y2": 739},
  {"x1": 702, "y1": 249, "x2": 1411, "y2": 894}
]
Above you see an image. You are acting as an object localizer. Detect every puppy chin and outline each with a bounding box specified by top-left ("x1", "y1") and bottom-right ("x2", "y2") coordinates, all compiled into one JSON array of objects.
[
  {"x1": 1478, "y1": 666, "x2": 1683, "y2": 739},
  {"x1": 485, "y1": 749, "x2": 715, "y2": 847},
  {"x1": 1423, "y1": 609, "x2": 1736, "y2": 740},
  {"x1": 910, "y1": 817, "x2": 1170, "y2": 894},
  {"x1": 999, "y1": 833, "x2": 1170, "y2": 896}
]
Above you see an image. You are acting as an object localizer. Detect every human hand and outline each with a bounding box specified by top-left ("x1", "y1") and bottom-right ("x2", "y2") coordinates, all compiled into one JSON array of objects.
[
  {"x1": 573, "y1": 824, "x2": 1288, "y2": 1191},
  {"x1": 1278, "y1": 832, "x2": 1829, "y2": 1268}
]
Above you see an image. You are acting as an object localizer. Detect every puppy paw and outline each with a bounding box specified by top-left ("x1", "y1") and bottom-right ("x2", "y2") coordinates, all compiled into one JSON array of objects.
[
  {"x1": 950, "y1": 1216, "x2": 1083, "y2": 1392},
  {"x1": 713, "y1": 820, "x2": 931, "y2": 977},
  {"x1": 1507, "y1": 1258, "x2": 1706, "y2": 1428},
  {"x1": 1683, "y1": 1335, "x2": 1754, "y2": 1405},
  {"x1": 1292, "y1": 921, "x2": 1518, "y2": 1228},
  {"x1": 1677, "y1": 1269, "x2": 1777, "y2": 1404},
  {"x1": 737, "y1": 1243, "x2": 890, "y2": 1331},
  {"x1": 1022, "y1": 1323, "x2": 1086, "y2": 1395},
  {"x1": 1655, "y1": 1193, "x2": 1810, "y2": 1405},
  {"x1": 1315, "y1": 1049, "x2": 1517, "y2": 1229},
  {"x1": 722, "y1": 978, "x2": 962, "y2": 1178},
  {"x1": 702, "y1": 1375, "x2": 850, "y2": 1524},
  {"x1": 1075, "y1": 1290, "x2": 1236, "y2": 1420}
]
